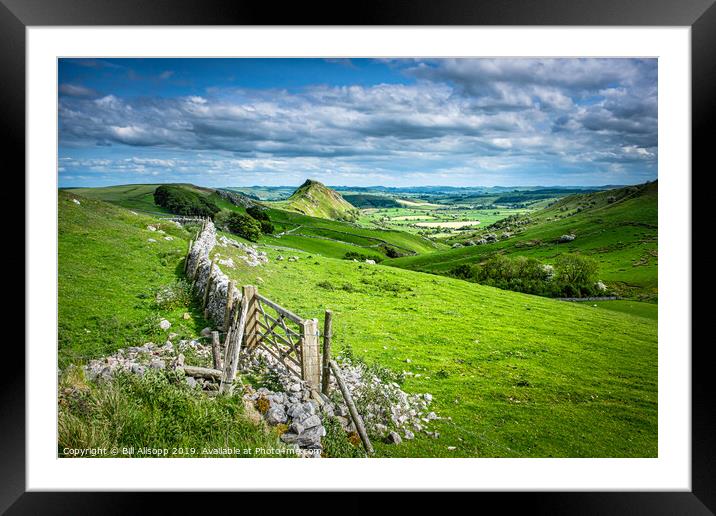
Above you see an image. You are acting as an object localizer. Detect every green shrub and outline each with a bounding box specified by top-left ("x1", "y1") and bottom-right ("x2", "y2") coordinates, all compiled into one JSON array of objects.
[
  {"x1": 260, "y1": 220, "x2": 275, "y2": 234},
  {"x1": 226, "y1": 212, "x2": 262, "y2": 242},
  {"x1": 380, "y1": 245, "x2": 405, "y2": 258},
  {"x1": 321, "y1": 416, "x2": 365, "y2": 458},
  {"x1": 450, "y1": 254, "x2": 600, "y2": 298},
  {"x1": 153, "y1": 185, "x2": 219, "y2": 218},
  {"x1": 317, "y1": 280, "x2": 335, "y2": 291},
  {"x1": 246, "y1": 205, "x2": 270, "y2": 221},
  {"x1": 554, "y1": 254, "x2": 599, "y2": 297},
  {"x1": 344, "y1": 251, "x2": 382, "y2": 262}
]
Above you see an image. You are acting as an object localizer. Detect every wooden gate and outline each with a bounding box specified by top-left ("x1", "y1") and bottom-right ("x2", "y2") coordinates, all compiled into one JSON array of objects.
[
  {"x1": 251, "y1": 293, "x2": 320, "y2": 389},
  {"x1": 220, "y1": 285, "x2": 321, "y2": 391}
]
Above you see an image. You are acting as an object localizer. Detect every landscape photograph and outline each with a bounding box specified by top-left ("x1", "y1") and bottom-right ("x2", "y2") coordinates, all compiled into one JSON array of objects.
[{"x1": 57, "y1": 57, "x2": 658, "y2": 458}]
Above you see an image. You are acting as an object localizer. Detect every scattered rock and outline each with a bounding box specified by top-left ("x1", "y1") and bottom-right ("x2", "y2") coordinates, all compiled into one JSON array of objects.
[
  {"x1": 182, "y1": 313, "x2": 191, "y2": 320},
  {"x1": 72, "y1": 199, "x2": 81, "y2": 205},
  {"x1": 159, "y1": 319, "x2": 172, "y2": 330},
  {"x1": 265, "y1": 406, "x2": 288, "y2": 425},
  {"x1": 200, "y1": 327, "x2": 212, "y2": 337},
  {"x1": 387, "y1": 431, "x2": 402, "y2": 444},
  {"x1": 147, "y1": 225, "x2": 157, "y2": 232},
  {"x1": 147, "y1": 238, "x2": 157, "y2": 243},
  {"x1": 300, "y1": 415, "x2": 322, "y2": 429}
]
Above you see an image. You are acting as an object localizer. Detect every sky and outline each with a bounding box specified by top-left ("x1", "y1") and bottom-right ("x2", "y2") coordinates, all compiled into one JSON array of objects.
[{"x1": 58, "y1": 58, "x2": 657, "y2": 188}]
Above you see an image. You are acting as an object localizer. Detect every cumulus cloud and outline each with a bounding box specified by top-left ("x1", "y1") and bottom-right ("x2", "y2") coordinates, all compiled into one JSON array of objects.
[{"x1": 58, "y1": 58, "x2": 657, "y2": 186}]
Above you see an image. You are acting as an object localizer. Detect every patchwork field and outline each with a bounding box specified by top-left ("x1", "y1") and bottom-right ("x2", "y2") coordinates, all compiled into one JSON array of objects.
[{"x1": 359, "y1": 206, "x2": 534, "y2": 236}]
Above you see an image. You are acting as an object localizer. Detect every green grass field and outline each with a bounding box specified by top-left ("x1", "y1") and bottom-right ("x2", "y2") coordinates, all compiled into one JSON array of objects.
[
  {"x1": 58, "y1": 190, "x2": 291, "y2": 456},
  {"x1": 589, "y1": 300, "x2": 658, "y2": 320},
  {"x1": 58, "y1": 188, "x2": 658, "y2": 458},
  {"x1": 58, "y1": 191, "x2": 211, "y2": 366},
  {"x1": 212, "y1": 233, "x2": 657, "y2": 458}
]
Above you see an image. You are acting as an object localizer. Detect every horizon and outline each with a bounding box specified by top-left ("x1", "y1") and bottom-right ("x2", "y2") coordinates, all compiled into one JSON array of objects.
[
  {"x1": 58, "y1": 58, "x2": 658, "y2": 188},
  {"x1": 61, "y1": 178, "x2": 647, "y2": 191}
]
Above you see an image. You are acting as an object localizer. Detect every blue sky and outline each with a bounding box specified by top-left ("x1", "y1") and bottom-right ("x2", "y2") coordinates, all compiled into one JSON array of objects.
[{"x1": 58, "y1": 58, "x2": 657, "y2": 188}]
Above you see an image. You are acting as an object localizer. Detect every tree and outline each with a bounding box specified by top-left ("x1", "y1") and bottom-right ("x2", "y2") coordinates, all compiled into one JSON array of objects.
[
  {"x1": 554, "y1": 254, "x2": 599, "y2": 296},
  {"x1": 226, "y1": 212, "x2": 262, "y2": 242},
  {"x1": 153, "y1": 185, "x2": 219, "y2": 218},
  {"x1": 260, "y1": 220, "x2": 275, "y2": 234},
  {"x1": 246, "y1": 205, "x2": 270, "y2": 221}
]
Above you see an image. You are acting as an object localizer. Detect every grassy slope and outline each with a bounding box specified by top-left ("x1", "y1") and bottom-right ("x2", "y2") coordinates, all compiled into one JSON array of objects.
[
  {"x1": 67, "y1": 183, "x2": 443, "y2": 260},
  {"x1": 59, "y1": 190, "x2": 657, "y2": 457},
  {"x1": 58, "y1": 190, "x2": 212, "y2": 365},
  {"x1": 58, "y1": 190, "x2": 284, "y2": 456},
  {"x1": 590, "y1": 300, "x2": 658, "y2": 320},
  {"x1": 387, "y1": 182, "x2": 658, "y2": 300},
  {"x1": 65, "y1": 183, "x2": 212, "y2": 214},
  {"x1": 262, "y1": 207, "x2": 443, "y2": 256},
  {"x1": 214, "y1": 236, "x2": 658, "y2": 458}
]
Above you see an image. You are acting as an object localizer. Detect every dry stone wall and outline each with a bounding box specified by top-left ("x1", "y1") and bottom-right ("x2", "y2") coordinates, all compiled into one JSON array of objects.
[{"x1": 186, "y1": 220, "x2": 240, "y2": 328}]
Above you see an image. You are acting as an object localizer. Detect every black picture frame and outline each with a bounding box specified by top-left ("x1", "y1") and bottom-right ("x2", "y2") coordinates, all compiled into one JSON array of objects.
[{"x1": 4, "y1": 0, "x2": 712, "y2": 512}]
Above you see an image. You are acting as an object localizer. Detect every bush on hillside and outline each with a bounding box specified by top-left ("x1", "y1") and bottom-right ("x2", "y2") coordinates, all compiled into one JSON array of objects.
[
  {"x1": 449, "y1": 253, "x2": 601, "y2": 298},
  {"x1": 380, "y1": 244, "x2": 406, "y2": 259},
  {"x1": 553, "y1": 254, "x2": 599, "y2": 297},
  {"x1": 344, "y1": 251, "x2": 383, "y2": 263},
  {"x1": 154, "y1": 185, "x2": 220, "y2": 218},
  {"x1": 226, "y1": 212, "x2": 262, "y2": 242},
  {"x1": 259, "y1": 220, "x2": 275, "y2": 235},
  {"x1": 246, "y1": 205, "x2": 270, "y2": 221},
  {"x1": 212, "y1": 209, "x2": 232, "y2": 231}
]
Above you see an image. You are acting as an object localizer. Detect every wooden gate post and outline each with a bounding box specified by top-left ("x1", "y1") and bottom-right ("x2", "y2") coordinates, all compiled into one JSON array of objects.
[
  {"x1": 321, "y1": 310, "x2": 333, "y2": 395},
  {"x1": 219, "y1": 293, "x2": 249, "y2": 395},
  {"x1": 223, "y1": 280, "x2": 235, "y2": 332},
  {"x1": 301, "y1": 318, "x2": 321, "y2": 390},
  {"x1": 202, "y1": 255, "x2": 218, "y2": 311},
  {"x1": 243, "y1": 285, "x2": 259, "y2": 351}
]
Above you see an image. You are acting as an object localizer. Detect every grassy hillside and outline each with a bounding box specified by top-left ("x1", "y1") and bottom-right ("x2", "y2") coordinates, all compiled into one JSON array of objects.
[
  {"x1": 58, "y1": 190, "x2": 210, "y2": 365},
  {"x1": 64, "y1": 183, "x2": 214, "y2": 214},
  {"x1": 272, "y1": 179, "x2": 359, "y2": 221},
  {"x1": 58, "y1": 190, "x2": 285, "y2": 456},
  {"x1": 212, "y1": 228, "x2": 658, "y2": 458},
  {"x1": 388, "y1": 182, "x2": 658, "y2": 301},
  {"x1": 63, "y1": 183, "x2": 443, "y2": 261},
  {"x1": 261, "y1": 206, "x2": 444, "y2": 259},
  {"x1": 59, "y1": 190, "x2": 657, "y2": 457}
]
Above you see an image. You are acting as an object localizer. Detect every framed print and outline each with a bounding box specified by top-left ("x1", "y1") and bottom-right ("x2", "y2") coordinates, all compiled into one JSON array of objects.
[{"x1": 5, "y1": 0, "x2": 713, "y2": 512}]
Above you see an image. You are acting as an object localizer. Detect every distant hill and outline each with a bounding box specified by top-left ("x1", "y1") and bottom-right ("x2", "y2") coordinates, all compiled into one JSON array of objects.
[
  {"x1": 275, "y1": 179, "x2": 359, "y2": 221},
  {"x1": 387, "y1": 181, "x2": 658, "y2": 301},
  {"x1": 341, "y1": 193, "x2": 400, "y2": 209}
]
